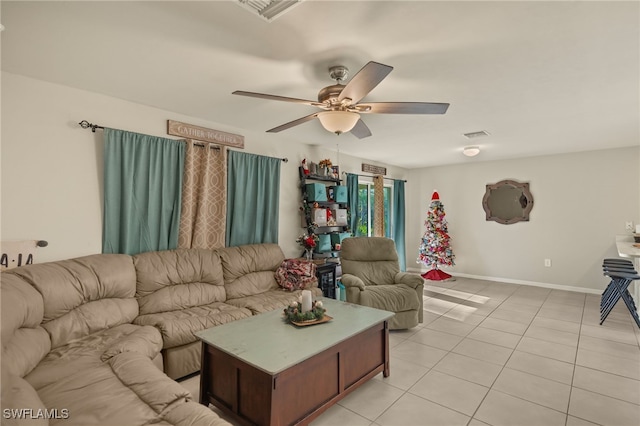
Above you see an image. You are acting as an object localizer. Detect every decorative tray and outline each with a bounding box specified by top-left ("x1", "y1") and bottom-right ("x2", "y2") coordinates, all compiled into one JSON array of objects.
[{"x1": 290, "y1": 315, "x2": 333, "y2": 327}]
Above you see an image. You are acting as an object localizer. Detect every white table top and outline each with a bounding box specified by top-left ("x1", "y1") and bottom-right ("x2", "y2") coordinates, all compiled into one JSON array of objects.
[
  {"x1": 616, "y1": 235, "x2": 640, "y2": 259},
  {"x1": 195, "y1": 298, "x2": 394, "y2": 375}
]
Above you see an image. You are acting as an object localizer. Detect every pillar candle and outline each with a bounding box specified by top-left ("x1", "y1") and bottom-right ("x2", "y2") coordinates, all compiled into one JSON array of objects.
[{"x1": 301, "y1": 290, "x2": 312, "y2": 312}]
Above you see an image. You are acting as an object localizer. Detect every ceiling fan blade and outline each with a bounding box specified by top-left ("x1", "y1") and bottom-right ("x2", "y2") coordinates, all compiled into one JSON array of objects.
[
  {"x1": 360, "y1": 102, "x2": 449, "y2": 114},
  {"x1": 233, "y1": 91, "x2": 322, "y2": 107},
  {"x1": 350, "y1": 119, "x2": 372, "y2": 139},
  {"x1": 338, "y1": 61, "x2": 393, "y2": 105},
  {"x1": 266, "y1": 113, "x2": 319, "y2": 133}
]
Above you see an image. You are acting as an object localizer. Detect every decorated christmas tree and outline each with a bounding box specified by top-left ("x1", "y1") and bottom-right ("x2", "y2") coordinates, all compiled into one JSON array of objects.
[{"x1": 418, "y1": 190, "x2": 455, "y2": 280}]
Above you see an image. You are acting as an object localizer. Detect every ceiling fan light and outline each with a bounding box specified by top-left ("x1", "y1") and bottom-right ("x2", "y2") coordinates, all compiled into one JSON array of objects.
[
  {"x1": 318, "y1": 111, "x2": 360, "y2": 135},
  {"x1": 463, "y1": 146, "x2": 480, "y2": 157}
]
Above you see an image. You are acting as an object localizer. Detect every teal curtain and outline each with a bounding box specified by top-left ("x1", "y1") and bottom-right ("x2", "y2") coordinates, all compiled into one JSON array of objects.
[
  {"x1": 393, "y1": 180, "x2": 406, "y2": 271},
  {"x1": 346, "y1": 173, "x2": 359, "y2": 234},
  {"x1": 103, "y1": 128, "x2": 185, "y2": 255},
  {"x1": 226, "y1": 151, "x2": 281, "y2": 246}
]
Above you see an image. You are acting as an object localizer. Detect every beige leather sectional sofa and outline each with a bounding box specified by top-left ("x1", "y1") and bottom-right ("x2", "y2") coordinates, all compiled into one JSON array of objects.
[{"x1": 1, "y1": 243, "x2": 319, "y2": 425}]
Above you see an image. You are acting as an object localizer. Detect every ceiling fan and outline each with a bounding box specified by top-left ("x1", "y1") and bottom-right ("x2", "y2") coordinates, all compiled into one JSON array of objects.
[{"x1": 232, "y1": 61, "x2": 449, "y2": 139}]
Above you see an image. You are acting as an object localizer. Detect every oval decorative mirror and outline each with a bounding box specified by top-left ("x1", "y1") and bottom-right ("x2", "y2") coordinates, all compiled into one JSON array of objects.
[{"x1": 482, "y1": 179, "x2": 533, "y2": 224}]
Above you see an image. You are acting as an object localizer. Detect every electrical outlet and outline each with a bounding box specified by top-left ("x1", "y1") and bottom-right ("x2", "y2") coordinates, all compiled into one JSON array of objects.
[
  {"x1": 544, "y1": 259, "x2": 552, "y2": 267},
  {"x1": 625, "y1": 221, "x2": 634, "y2": 231}
]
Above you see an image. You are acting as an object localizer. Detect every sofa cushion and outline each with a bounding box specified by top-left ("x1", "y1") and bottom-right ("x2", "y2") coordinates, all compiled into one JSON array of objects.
[
  {"x1": 341, "y1": 237, "x2": 400, "y2": 286},
  {"x1": 1, "y1": 274, "x2": 45, "y2": 338},
  {"x1": 161, "y1": 401, "x2": 232, "y2": 426},
  {"x1": 134, "y1": 303, "x2": 252, "y2": 348},
  {"x1": 46, "y1": 298, "x2": 140, "y2": 350},
  {"x1": 1, "y1": 274, "x2": 51, "y2": 377},
  {"x1": 340, "y1": 259, "x2": 400, "y2": 286},
  {"x1": 2, "y1": 328, "x2": 51, "y2": 381},
  {"x1": 359, "y1": 284, "x2": 420, "y2": 313},
  {"x1": 6, "y1": 254, "x2": 138, "y2": 349},
  {"x1": 226, "y1": 288, "x2": 322, "y2": 315},
  {"x1": 218, "y1": 244, "x2": 285, "y2": 299},
  {"x1": 133, "y1": 249, "x2": 227, "y2": 315},
  {"x1": 33, "y1": 351, "x2": 189, "y2": 426},
  {"x1": 0, "y1": 370, "x2": 49, "y2": 426},
  {"x1": 35, "y1": 362, "x2": 158, "y2": 425},
  {"x1": 25, "y1": 324, "x2": 162, "y2": 391}
]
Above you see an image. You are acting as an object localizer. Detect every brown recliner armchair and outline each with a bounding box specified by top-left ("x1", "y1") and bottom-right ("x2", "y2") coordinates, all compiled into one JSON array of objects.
[{"x1": 340, "y1": 237, "x2": 424, "y2": 329}]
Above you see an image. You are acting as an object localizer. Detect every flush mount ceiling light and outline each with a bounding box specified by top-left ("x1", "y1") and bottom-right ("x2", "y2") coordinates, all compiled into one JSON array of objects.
[
  {"x1": 235, "y1": 0, "x2": 303, "y2": 21},
  {"x1": 463, "y1": 146, "x2": 480, "y2": 157},
  {"x1": 317, "y1": 111, "x2": 360, "y2": 135}
]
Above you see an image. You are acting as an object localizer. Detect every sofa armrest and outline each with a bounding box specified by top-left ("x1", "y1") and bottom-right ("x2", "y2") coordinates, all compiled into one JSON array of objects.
[
  {"x1": 394, "y1": 272, "x2": 424, "y2": 289},
  {"x1": 1, "y1": 370, "x2": 49, "y2": 426},
  {"x1": 101, "y1": 326, "x2": 163, "y2": 362},
  {"x1": 395, "y1": 272, "x2": 425, "y2": 323},
  {"x1": 109, "y1": 351, "x2": 191, "y2": 415},
  {"x1": 341, "y1": 274, "x2": 366, "y2": 291}
]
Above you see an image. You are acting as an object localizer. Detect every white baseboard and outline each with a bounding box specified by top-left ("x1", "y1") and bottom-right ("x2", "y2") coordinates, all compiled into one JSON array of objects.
[{"x1": 406, "y1": 268, "x2": 601, "y2": 295}]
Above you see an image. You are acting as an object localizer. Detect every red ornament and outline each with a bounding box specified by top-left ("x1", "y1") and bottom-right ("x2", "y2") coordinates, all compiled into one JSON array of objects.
[{"x1": 304, "y1": 236, "x2": 316, "y2": 248}]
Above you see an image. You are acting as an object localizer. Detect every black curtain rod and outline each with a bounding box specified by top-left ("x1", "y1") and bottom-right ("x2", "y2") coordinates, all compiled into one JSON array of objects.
[
  {"x1": 193, "y1": 142, "x2": 220, "y2": 151},
  {"x1": 344, "y1": 172, "x2": 407, "y2": 183},
  {"x1": 228, "y1": 149, "x2": 288, "y2": 163},
  {"x1": 79, "y1": 120, "x2": 104, "y2": 132},
  {"x1": 79, "y1": 120, "x2": 288, "y2": 162}
]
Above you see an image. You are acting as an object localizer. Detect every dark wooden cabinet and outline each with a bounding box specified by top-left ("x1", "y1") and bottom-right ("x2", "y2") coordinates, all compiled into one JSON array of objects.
[{"x1": 316, "y1": 262, "x2": 337, "y2": 299}]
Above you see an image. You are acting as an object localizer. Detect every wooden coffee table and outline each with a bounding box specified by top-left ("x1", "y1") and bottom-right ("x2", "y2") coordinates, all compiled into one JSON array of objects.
[{"x1": 195, "y1": 298, "x2": 394, "y2": 426}]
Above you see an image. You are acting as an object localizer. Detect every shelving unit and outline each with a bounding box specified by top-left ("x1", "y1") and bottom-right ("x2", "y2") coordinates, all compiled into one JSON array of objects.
[
  {"x1": 299, "y1": 166, "x2": 350, "y2": 297},
  {"x1": 299, "y1": 167, "x2": 350, "y2": 255}
]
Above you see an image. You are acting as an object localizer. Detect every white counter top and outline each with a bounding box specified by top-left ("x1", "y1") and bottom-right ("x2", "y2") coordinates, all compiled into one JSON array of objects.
[
  {"x1": 615, "y1": 235, "x2": 640, "y2": 303},
  {"x1": 616, "y1": 234, "x2": 640, "y2": 258}
]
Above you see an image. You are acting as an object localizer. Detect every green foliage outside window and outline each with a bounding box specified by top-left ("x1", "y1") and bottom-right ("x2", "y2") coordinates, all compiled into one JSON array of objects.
[{"x1": 356, "y1": 183, "x2": 392, "y2": 238}]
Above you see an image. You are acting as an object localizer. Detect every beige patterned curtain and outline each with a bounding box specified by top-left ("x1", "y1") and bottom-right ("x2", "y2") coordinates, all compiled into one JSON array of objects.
[
  {"x1": 373, "y1": 175, "x2": 384, "y2": 237},
  {"x1": 178, "y1": 140, "x2": 227, "y2": 249}
]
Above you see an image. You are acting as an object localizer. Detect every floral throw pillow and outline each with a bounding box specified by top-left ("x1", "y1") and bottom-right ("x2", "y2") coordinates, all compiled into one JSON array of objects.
[{"x1": 275, "y1": 259, "x2": 317, "y2": 291}]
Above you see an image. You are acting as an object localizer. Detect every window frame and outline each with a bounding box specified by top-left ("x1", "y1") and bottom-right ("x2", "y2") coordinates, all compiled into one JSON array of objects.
[{"x1": 356, "y1": 178, "x2": 394, "y2": 238}]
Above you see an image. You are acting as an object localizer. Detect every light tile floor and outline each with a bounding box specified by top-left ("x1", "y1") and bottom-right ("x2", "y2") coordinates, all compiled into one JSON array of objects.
[{"x1": 180, "y1": 277, "x2": 640, "y2": 426}]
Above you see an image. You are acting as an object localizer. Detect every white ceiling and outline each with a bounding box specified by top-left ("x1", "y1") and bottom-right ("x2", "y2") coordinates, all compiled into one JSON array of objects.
[{"x1": 1, "y1": 1, "x2": 638, "y2": 168}]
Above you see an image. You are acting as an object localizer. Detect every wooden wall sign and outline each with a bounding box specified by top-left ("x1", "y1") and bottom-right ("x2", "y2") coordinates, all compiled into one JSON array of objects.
[
  {"x1": 167, "y1": 120, "x2": 244, "y2": 149},
  {"x1": 362, "y1": 163, "x2": 387, "y2": 175}
]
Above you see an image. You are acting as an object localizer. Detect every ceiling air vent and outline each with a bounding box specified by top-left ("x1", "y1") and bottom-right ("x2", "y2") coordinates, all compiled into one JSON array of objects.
[
  {"x1": 235, "y1": 0, "x2": 303, "y2": 22},
  {"x1": 463, "y1": 130, "x2": 490, "y2": 139}
]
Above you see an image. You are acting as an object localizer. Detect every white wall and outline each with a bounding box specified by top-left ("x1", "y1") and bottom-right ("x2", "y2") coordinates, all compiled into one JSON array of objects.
[
  {"x1": 1, "y1": 72, "x2": 408, "y2": 262},
  {"x1": 406, "y1": 147, "x2": 640, "y2": 292},
  {"x1": 3, "y1": 72, "x2": 637, "y2": 294}
]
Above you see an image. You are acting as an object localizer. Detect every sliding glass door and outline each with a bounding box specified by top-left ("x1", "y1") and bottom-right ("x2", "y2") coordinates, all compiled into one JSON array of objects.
[{"x1": 355, "y1": 182, "x2": 392, "y2": 238}]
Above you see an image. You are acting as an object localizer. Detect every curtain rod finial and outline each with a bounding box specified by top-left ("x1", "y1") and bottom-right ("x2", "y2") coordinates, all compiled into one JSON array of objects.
[{"x1": 79, "y1": 120, "x2": 103, "y2": 132}]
